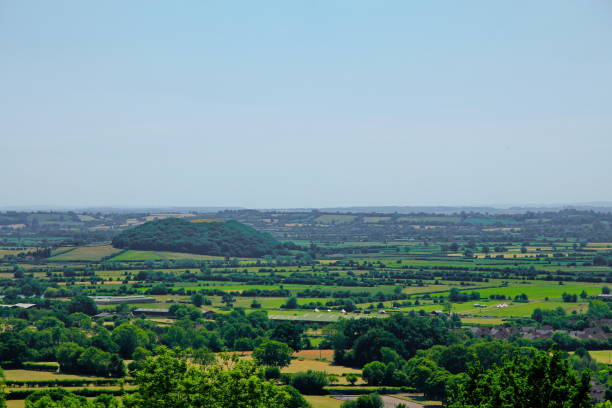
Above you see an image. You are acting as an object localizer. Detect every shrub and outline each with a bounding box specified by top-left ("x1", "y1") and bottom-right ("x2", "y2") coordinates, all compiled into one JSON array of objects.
[{"x1": 286, "y1": 370, "x2": 329, "y2": 395}]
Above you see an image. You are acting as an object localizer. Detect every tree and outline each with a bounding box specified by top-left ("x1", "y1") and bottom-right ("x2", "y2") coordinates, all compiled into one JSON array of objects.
[
  {"x1": 128, "y1": 347, "x2": 152, "y2": 374},
  {"x1": 362, "y1": 361, "x2": 386, "y2": 386},
  {"x1": 0, "y1": 368, "x2": 6, "y2": 408},
  {"x1": 448, "y1": 349, "x2": 591, "y2": 408},
  {"x1": 346, "y1": 374, "x2": 358, "y2": 385},
  {"x1": 532, "y1": 308, "x2": 544, "y2": 323},
  {"x1": 405, "y1": 357, "x2": 439, "y2": 391},
  {"x1": 588, "y1": 300, "x2": 611, "y2": 319},
  {"x1": 111, "y1": 324, "x2": 149, "y2": 359},
  {"x1": 286, "y1": 370, "x2": 329, "y2": 395},
  {"x1": 253, "y1": 340, "x2": 293, "y2": 367},
  {"x1": 68, "y1": 295, "x2": 97, "y2": 316},
  {"x1": 123, "y1": 348, "x2": 290, "y2": 408},
  {"x1": 351, "y1": 329, "x2": 404, "y2": 366},
  {"x1": 283, "y1": 297, "x2": 299, "y2": 309},
  {"x1": 271, "y1": 321, "x2": 304, "y2": 351},
  {"x1": 0, "y1": 331, "x2": 28, "y2": 367},
  {"x1": 438, "y1": 344, "x2": 475, "y2": 374},
  {"x1": 191, "y1": 293, "x2": 205, "y2": 307},
  {"x1": 282, "y1": 385, "x2": 311, "y2": 408}
]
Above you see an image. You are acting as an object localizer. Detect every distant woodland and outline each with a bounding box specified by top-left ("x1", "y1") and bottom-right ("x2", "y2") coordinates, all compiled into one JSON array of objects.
[{"x1": 111, "y1": 218, "x2": 289, "y2": 257}]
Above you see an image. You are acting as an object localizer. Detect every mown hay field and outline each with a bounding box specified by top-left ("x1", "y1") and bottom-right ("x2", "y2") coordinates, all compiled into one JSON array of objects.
[
  {"x1": 305, "y1": 396, "x2": 344, "y2": 408},
  {"x1": 47, "y1": 244, "x2": 122, "y2": 261},
  {"x1": 586, "y1": 350, "x2": 612, "y2": 365},
  {"x1": 3, "y1": 369, "x2": 106, "y2": 381},
  {"x1": 109, "y1": 249, "x2": 225, "y2": 261}
]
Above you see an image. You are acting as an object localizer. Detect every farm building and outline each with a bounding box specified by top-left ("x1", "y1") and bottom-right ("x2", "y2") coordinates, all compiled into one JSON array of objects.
[
  {"x1": 202, "y1": 310, "x2": 215, "y2": 319},
  {"x1": 0, "y1": 303, "x2": 37, "y2": 309},
  {"x1": 89, "y1": 295, "x2": 156, "y2": 305},
  {"x1": 132, "y1": 308, "x2": 171, "y2": 317},
  {"x1": 597, "y1": 294, "x2": 612, "y2": 301}
]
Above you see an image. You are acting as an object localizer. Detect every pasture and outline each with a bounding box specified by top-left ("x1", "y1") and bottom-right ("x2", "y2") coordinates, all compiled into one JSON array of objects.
[
  {"x1": 305, "y1": 396, "x2": 343, "y2": 408},
  {"x1": 109, "y1": 249, "x2": 225, "y2": 261},
  {"x1": 47, "y1": 244, "x2": 122, "y2": 262},
  {"x1": 587, "y1": 350, "x2": 612, "y2": 365}
]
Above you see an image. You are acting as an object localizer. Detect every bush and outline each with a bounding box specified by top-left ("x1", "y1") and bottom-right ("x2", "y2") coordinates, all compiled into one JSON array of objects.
[
  {"x1": 341, "y1": 393, "x2": 384, "y2": 408},
  {"x1": 286, "y1": 370, "x2": 329, "y2": 395},
  {"x1": 282, "y1": 385, "x2": 311, "y2": 408},
  {"x1": 265, "y1": 366, "x2": 281, "y2": 380},
  {"x1": 362, "y1": 361, "x2": 386, "y2": 386}
]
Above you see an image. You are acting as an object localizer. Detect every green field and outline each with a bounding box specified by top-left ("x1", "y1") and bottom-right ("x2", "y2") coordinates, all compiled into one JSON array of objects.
[
  {"x1": 109, "y1": 250, "x2": 226, "y2": 261},
  {"x1": 305, "y1": 396, "x2": 343, "y2": 408},
  {"x1": 314, "y1": 215, "x2": 357, "y2": 224},
  {"x1": 585, "y1": 350, "x2": 612, "y2": 365},
  {"x1": 47, "y1": 244, "x2": 122, "y2": 261}
]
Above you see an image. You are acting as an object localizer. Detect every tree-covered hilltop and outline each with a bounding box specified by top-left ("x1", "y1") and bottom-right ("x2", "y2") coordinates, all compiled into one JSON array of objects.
[{"x1": 112, "y1": 218, "x2": 288, "y2": 257}]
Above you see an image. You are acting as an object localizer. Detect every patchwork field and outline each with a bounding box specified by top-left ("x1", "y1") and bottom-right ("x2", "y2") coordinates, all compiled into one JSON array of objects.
[
  {"x1": 109, "y1": 249, "x2": 226, "y2": 261},
  {"x1": 47, "y1": 244, "x2": 122, "y2": 261},
  {"x1": 3, "y1": 370, "x2": 106, "y2": 381}
]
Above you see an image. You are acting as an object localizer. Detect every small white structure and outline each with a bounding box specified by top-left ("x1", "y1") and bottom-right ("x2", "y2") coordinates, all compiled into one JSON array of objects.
[
  {"x1": 495, "y1": 303, "x2": 509, "y2": 308},
  {"x1": 0, "y1": 303, "x2": 36, "y2": 309},
  {"x1": 314, "y1": 308, "x2": 320, "y2": 312}
]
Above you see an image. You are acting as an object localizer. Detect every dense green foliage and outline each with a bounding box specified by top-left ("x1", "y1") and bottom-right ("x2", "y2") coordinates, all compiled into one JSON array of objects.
[
  {"x1": 56, "y1": 342, "x2": 125, "y2": 377},
  {"x1": 448, "y1": 348, "x2": 592, "y2": 408},
  {"x1": 331, "y1": 313, "x2": 454, "y2": 366},
  {"x1": 340, "y1": 393, "x2": 384, "y2": 408},
  {"x1": 253, "y1": 340, "x2": 293, "y2": 367},
  {"x1": 22, "y1": 349, "x2": 309, "y2": 408},
  {"x1": 0, "y1": 368, "x2": 5, "y2": 408},
  {"x1": 282, "y1": 370, "x2": 330, "y2": 395},
  {"x1": 25, "y1": 389, "x2": 118, "y2": 408},
  {"x1": 123, "y1": 348, "x2": 291, "y2": 408},
  {"x1": 112, "y1": 218, "x2": 286, "y2": 257}
]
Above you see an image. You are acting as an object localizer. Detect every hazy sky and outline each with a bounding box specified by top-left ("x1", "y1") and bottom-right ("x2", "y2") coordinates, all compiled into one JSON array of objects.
[{"x1": 2, "y1": 1, "x2": 611, "y2": 208}]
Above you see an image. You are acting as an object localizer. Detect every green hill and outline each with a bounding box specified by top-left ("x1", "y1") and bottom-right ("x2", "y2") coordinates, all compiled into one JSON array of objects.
[{"x1": 112, "y1": 218, "x2": 285, "y2": 257}]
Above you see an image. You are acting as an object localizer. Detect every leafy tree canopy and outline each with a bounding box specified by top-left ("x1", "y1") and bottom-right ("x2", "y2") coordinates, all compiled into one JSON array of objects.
[
  {"x1": 123, "y1": 347, "x2": 290, "y2": 408},
  {"x1": 448, "y1": 348, "x2": 591, "y2": 408},
  {"x1": 253, "y1": 340, "x2": 293, "y2": 367}
]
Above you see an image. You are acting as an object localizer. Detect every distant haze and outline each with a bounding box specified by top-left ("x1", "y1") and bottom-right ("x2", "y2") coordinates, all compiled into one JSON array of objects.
[{"x1": 2, "y1": 1, "x2": 611, "y2": 208}]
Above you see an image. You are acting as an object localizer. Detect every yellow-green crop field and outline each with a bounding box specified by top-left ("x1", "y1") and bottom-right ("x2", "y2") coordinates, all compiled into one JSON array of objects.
[{"x1": 47, "y1": 244, "x2": 122, "y2": 261}]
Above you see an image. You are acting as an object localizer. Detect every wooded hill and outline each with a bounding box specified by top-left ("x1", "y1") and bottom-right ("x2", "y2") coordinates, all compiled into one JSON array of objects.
[{"x1": 112, "y1": 218, "x2": 286, "y2": 257}]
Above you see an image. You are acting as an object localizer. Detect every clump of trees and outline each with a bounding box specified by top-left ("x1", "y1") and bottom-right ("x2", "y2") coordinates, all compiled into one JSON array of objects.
[
  {"x1": 56, "y1": 342, "x2": 125, "y2": 377},
  {"x1": 123, "y1": 348, "x2": 296, "y2": 408},
  {"x1": 112, "y1": 218, "x2": 292, "y2": 257},
  {"x1": 448, "y1": 348, "x2": 591, "y2": 407},
  {"x1": 23, "y1": 348, "x2": 310, "y2": 408},
  {"x1": 331, "y1": 313, "x2": 453, "y2": 367},
  {"x1": 253, "y1": 340, "x2": 293, "y2": 367}
]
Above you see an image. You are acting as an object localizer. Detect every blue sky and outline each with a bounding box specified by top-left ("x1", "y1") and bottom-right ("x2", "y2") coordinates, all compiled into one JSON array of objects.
[{"x1": 1, "y1": 1, "x2": 611, "y2": 208}]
